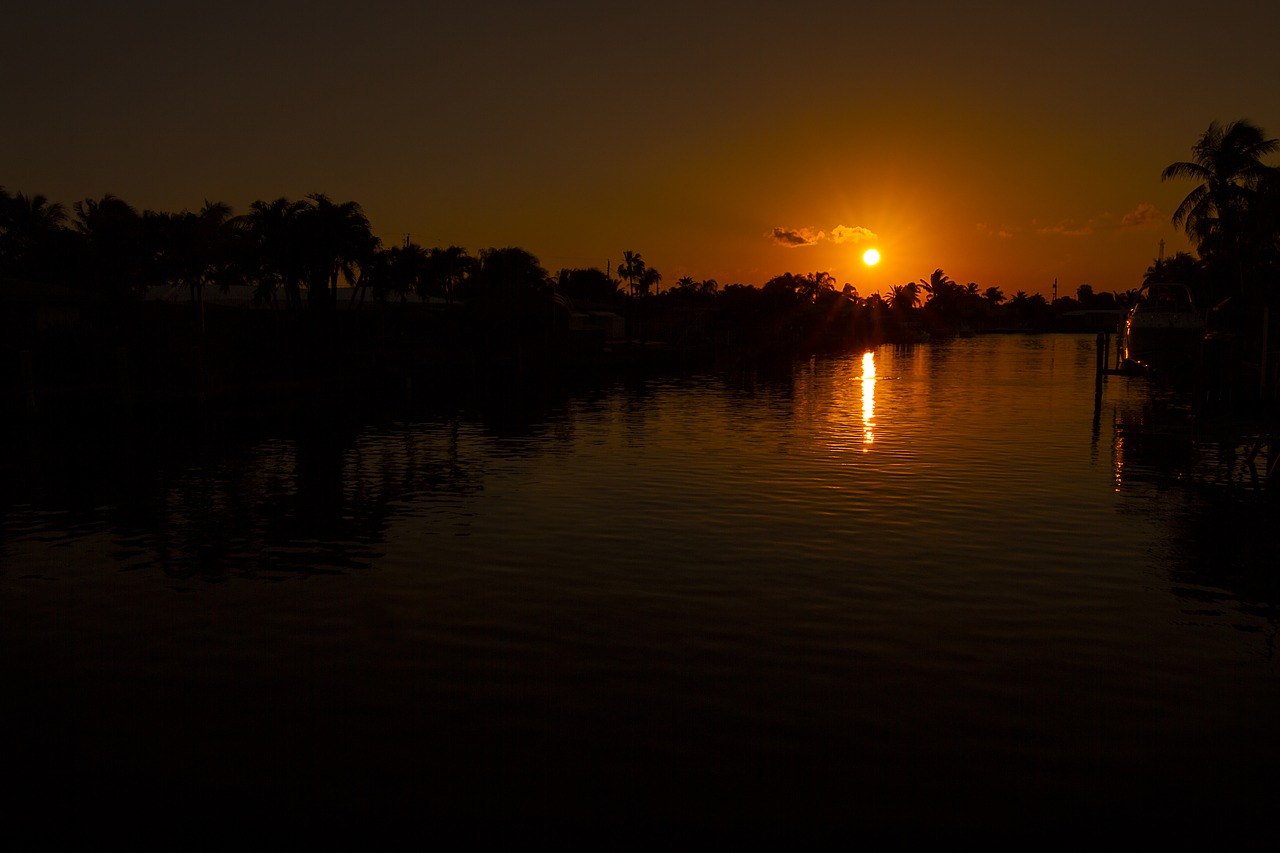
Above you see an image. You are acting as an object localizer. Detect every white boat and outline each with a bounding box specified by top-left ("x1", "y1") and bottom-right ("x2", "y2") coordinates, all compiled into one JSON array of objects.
[{"x1": 1120, "y1": 283, "x2": 1205, "y2": 372}]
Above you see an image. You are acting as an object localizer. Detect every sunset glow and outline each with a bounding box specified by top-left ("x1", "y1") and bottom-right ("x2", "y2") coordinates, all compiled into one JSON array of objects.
[{"x1": 4, "y1": 4, "x2": 1277, "y2": 299}]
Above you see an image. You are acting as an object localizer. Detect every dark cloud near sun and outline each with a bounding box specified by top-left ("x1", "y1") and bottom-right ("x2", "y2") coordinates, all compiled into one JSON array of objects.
[
  {"x1": 769, "y1": 227, "x2": 824, "y2": 247},
  {"x1": 770, "y1": 224, "x2": 877, "y2": 248}
]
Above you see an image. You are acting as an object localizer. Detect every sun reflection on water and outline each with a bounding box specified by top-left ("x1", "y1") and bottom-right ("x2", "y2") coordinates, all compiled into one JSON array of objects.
[{"x1": 860, "y1": 350, "x2": 876, "y2": 449}]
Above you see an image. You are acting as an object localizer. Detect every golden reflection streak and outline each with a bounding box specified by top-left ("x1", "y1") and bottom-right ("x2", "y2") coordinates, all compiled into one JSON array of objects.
[
  {"x1": 1113, "y1": 433, "x2": 1125, "y2": 492},
  {"x1": 860, "y1": 350, "x2": 876, "y2": 449}
]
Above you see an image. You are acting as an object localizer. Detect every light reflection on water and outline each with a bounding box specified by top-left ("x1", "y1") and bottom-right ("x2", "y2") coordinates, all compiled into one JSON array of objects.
[
  {"x1": 860, "y1": 349, "x2": 875, "y2": 448},
  {"x1": 1, "y1": 334, "x2": 1276, "y2": 832}
]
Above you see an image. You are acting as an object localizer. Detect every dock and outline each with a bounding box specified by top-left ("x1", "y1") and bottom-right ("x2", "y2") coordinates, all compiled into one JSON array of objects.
[{"x1": 1094, "y1": 328, "x2": 1278, "y2": 489}]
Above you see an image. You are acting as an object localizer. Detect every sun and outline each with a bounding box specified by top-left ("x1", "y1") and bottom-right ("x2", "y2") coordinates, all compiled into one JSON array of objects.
[{"x1": 862, "y1": 248, "x2": 881, "y2": 266}]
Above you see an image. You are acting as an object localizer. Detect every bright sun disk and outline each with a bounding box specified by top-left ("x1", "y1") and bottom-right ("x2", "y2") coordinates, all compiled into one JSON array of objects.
[{"x1": 862, "y1": 248, "x2": 881, "y2": 266}]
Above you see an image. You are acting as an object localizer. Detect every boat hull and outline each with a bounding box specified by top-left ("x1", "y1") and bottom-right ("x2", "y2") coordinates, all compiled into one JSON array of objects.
[
  {"x1": 1120, "y1": 283, "x2": 1204, "y2": 372},
  {"x1": 1122, "y1": 321, "x2": 1204, "y2": 371}
]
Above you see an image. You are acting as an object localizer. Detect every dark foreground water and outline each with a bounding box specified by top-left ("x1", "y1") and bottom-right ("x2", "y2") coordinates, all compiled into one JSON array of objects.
[{"x1": 2, "y1": 335, "x2": 1277, "y2": 840}]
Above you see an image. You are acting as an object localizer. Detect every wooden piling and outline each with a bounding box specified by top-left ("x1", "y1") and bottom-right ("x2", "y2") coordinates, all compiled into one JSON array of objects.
[
  {"x1": 1095, "y1": 331, "x2": 1105, "y2": 394},
  {"x1": 1260, "y1": 307, "x2": 1270, "y2": 400}
]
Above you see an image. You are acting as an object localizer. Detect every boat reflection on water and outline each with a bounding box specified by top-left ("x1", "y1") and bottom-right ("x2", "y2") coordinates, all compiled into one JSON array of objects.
[
  {"x1": 1110, "y1": 395, "x2": 1199, "y2": 493},
  {"x1": 1110, "y1": 374, "x2": 1268, "y2": 494},
  {"x1": 1120, "y1": 282, "x2": 1205, "y2": 373}
]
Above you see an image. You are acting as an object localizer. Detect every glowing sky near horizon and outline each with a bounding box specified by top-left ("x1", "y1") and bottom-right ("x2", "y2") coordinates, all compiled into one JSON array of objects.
[{"x1": 4, "y1": 1, "x2": 1279, "y2": 298}]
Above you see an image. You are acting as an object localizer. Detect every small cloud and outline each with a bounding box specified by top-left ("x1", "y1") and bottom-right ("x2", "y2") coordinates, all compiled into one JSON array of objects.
[
  {"x1": 769, "y1": 224, "x2": 878, "y2": 247},
  {"x1": 830, "y1": 225, "x2": 877, "y2": 244},
  {"x1": 1036, "y1": 220, "x2": 1094, "y2": 237},
  {"x1": 977, "y1": 223, "x2": 1015, "y2": 239},
  {"x1": 769, "y1": 226, "x2": 824, "y2": 247},
  {"x1": 1121, "y1": 203, "x2": 1161, "y2": 229}
]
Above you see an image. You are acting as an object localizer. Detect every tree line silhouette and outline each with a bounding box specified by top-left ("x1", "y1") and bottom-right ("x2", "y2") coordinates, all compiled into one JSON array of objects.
[
  {"x1": 3, "y1": 118, "x2": 1278, "y2": 405},
  {"x1": 0, "y1": 188, "x2": 1129, "y2": 341}
]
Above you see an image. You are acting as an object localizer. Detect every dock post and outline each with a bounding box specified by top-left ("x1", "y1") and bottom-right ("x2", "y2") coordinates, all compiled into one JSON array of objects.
[
  {"x1": 192, "y1": 344, "x2": 207, "y2": 404},
  {"x1": 1095, "y1": 331, "x2": 1105, "y2": 394},
  {"x1": 1260, "y1": 307, "x2": 1270, "y2": 400}
]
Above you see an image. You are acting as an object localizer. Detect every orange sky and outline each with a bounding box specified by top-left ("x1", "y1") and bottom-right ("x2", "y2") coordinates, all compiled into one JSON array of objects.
[{"x1": 6, "y1": 1, "x2": 1279, "y2": 299}]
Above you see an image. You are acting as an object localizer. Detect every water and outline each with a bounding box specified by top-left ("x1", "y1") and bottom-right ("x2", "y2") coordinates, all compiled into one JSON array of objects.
[{"x1": 2, "y1": 334, "x2": 1276, "y2": 836}]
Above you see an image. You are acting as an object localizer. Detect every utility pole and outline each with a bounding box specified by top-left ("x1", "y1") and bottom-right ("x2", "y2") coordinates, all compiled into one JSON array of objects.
[{"x1": 1052, "y1": 278, "x2": 1058, "y2": 304}]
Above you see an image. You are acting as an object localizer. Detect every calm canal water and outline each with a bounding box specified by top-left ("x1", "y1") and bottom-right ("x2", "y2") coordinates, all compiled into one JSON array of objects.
[{"x1": 2, "y1": 334, "x2": 1277, "y2": 836}]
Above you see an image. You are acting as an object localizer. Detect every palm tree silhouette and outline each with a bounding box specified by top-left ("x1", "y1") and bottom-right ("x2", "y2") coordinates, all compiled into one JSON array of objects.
[
  {"x1": 350, "y1": 240, "x2": 430, "y2": 306},
  {"x1": 1163, "y1": 120, "x2": 1278, "y2": 245},
  {"x1": 638, "y1": 265, "x2": 662, "y2": 297},
  {"x1": 424, "y1": 245, "x2": 475, "y2": 305},
  {"x1": 72, "y1": 194, "x2": 147, "y2": 298},
  {"x1": 617, "y1": 250, "x2": 644, "y2": 298},
  {"x1": 147, "y1": 201, "x2": 236, "y2": 331},
  {"x1": 471, "y1": 247, "x2": 548, "y2": 300},
  {"x1": 1162, "y1": 120, "x2": 1279, "y2": 296},
  {"x1": 888, "y1": 282, "x2": 920, "y2": 311},
  {"x1": 240, "y1": 197, "x2": 307, "y2": 309},
  {"x1": 1143, "y1": 251, "x2": 1200, "y2": 286},
  {"x1": 918, "y1": 268, "x2": 956, "y2": 305},
  {"x1": 297, "y1": 193, "x2": 377, "y2": 312},
  {"x1": 0, "y1": 190, "x2": 69, "y2": 283}
]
